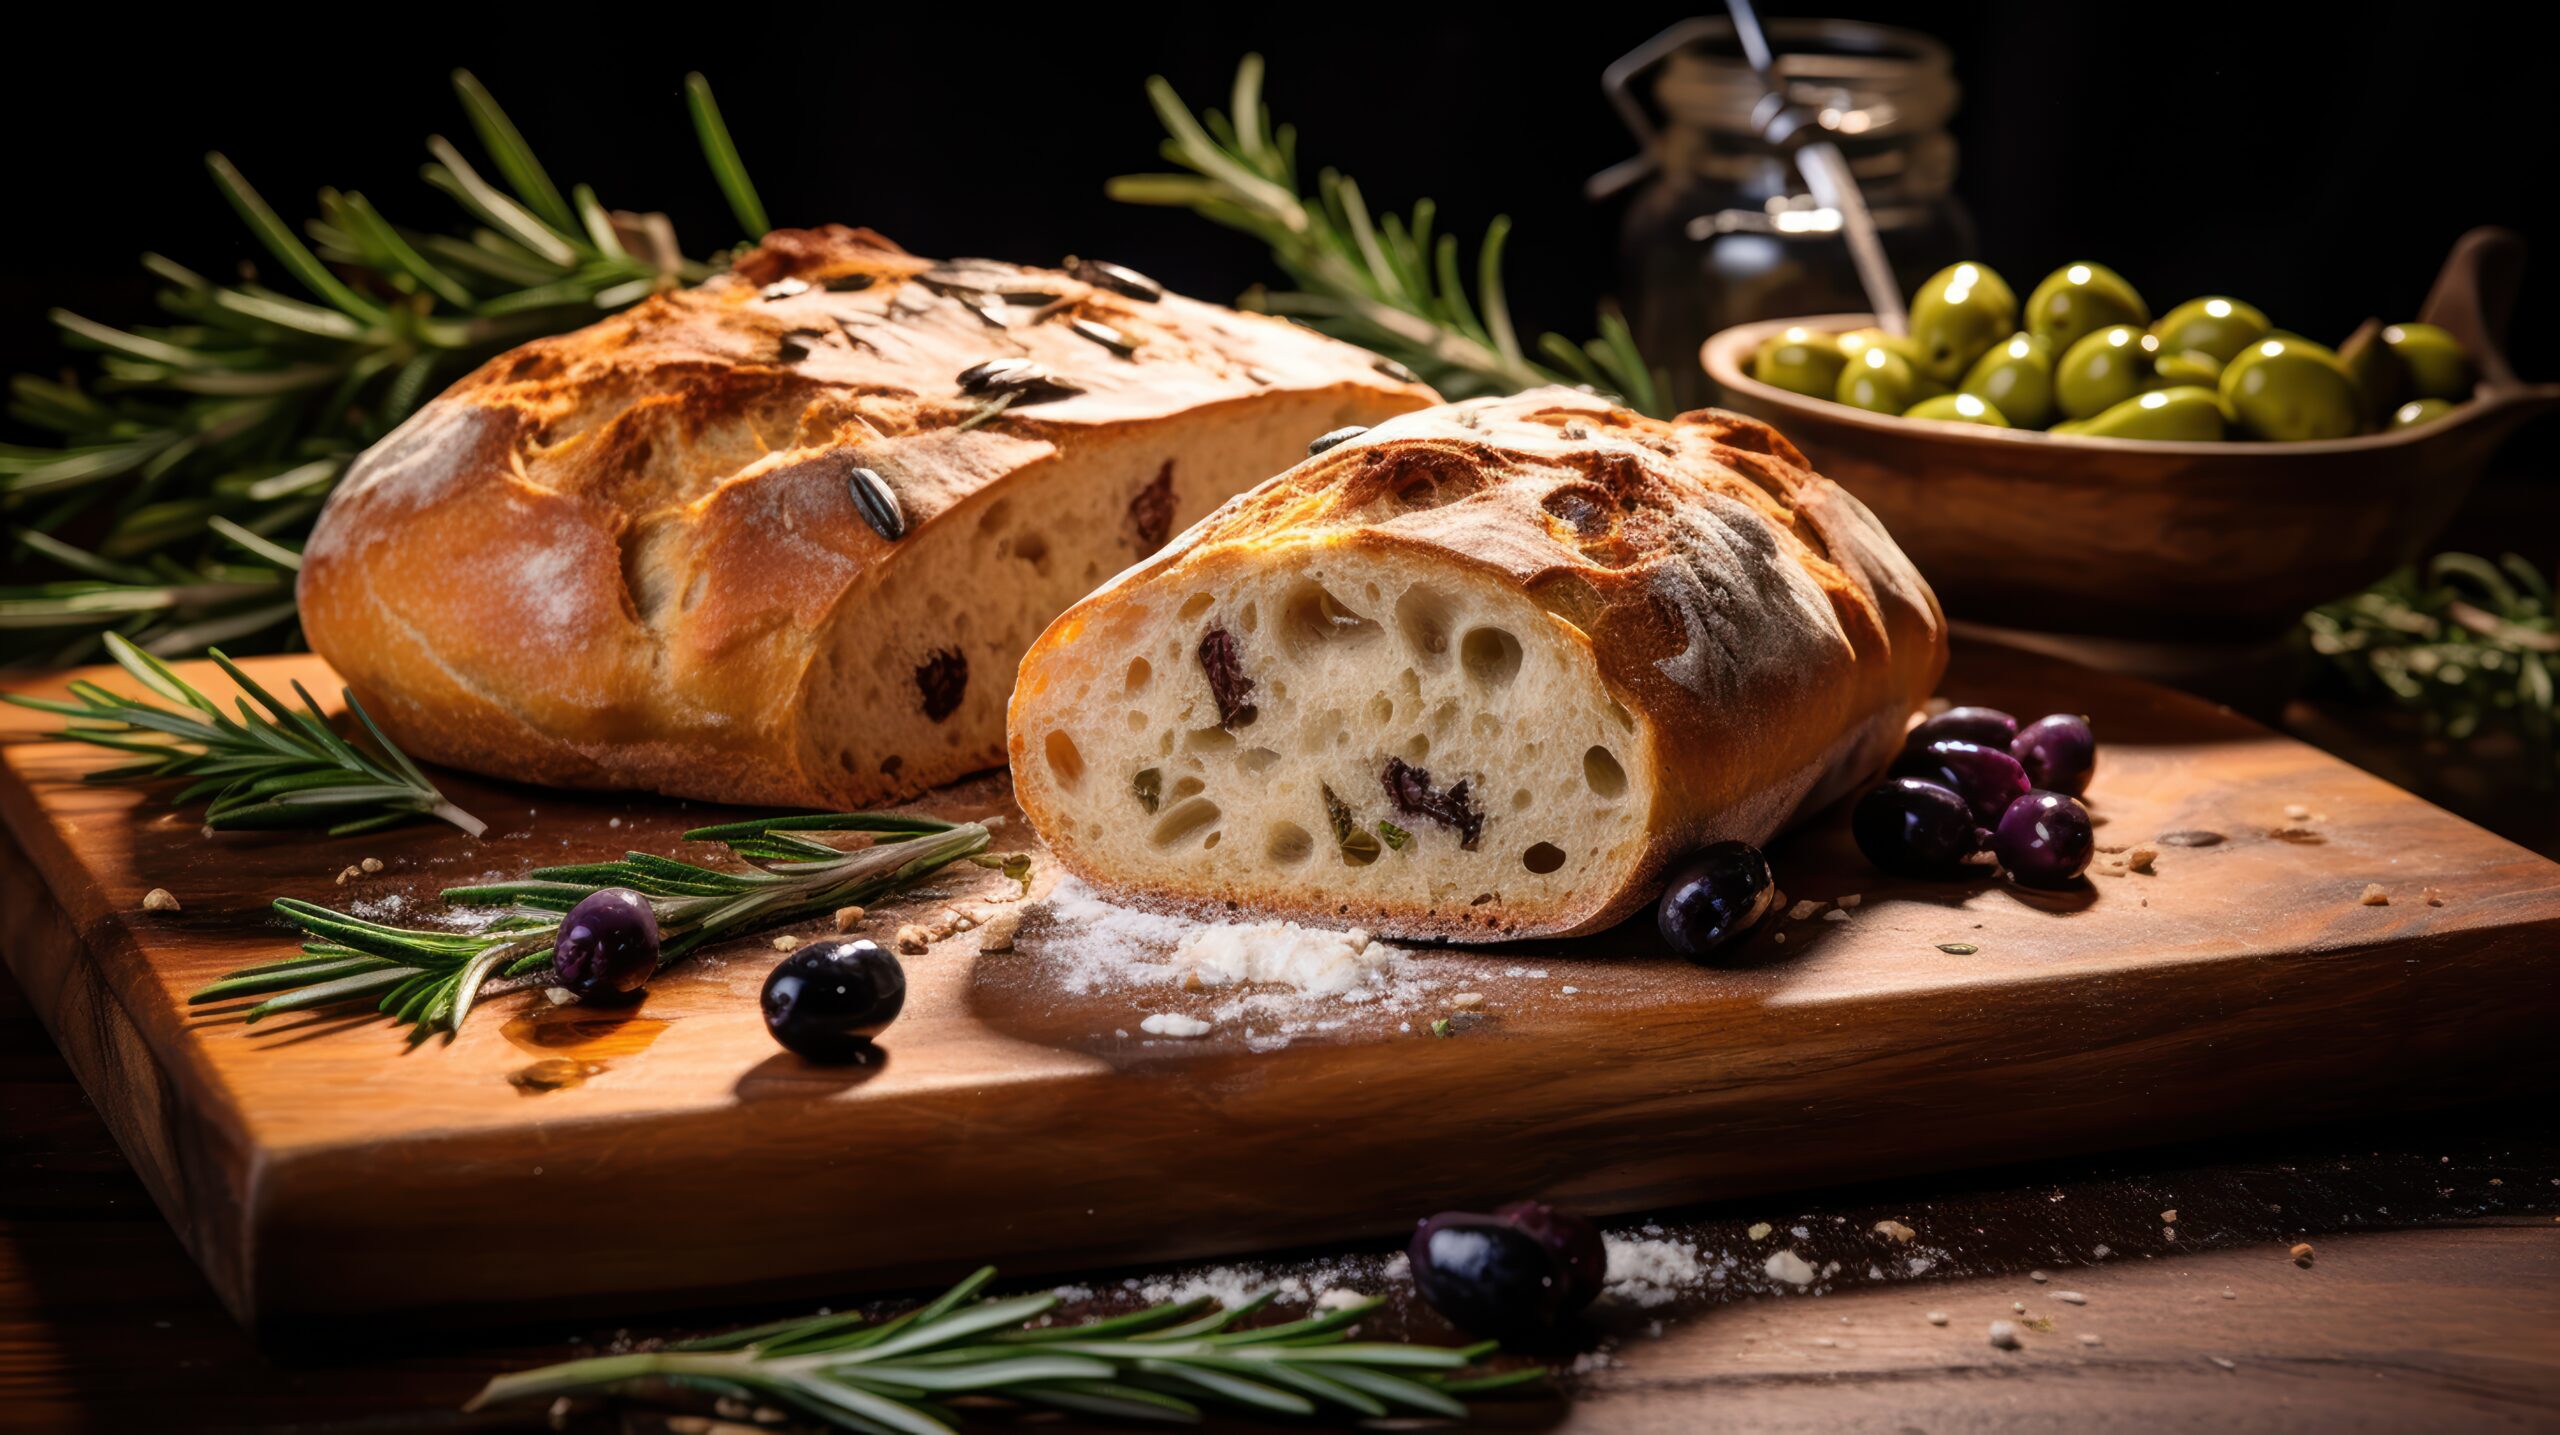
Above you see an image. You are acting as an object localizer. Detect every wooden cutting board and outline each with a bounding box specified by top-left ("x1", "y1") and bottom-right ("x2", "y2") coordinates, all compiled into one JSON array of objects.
[{"x1": 4, "y1": 643, "x2": 2555, "y2": 1338}]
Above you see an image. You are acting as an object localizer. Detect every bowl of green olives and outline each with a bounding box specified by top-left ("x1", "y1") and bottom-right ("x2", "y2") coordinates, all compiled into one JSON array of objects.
[{"x1": 1702, "y1": 227, "x2": 2560, "y2": 639}]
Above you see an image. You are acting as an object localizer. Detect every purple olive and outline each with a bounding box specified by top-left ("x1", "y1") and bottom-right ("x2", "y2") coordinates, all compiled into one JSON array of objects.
[
  {"x1": 1994, "y1": 790, "x2": 2095, "y2": 887},
  {"x1": 1853, "y1": 778, "x2": 1990, "y2": 878},
  {"x1": 553, "y1": 888, "x2": 660, "y2": 1000},
  {"x1": 1656, "y1": 841, "x2": 1776, "y2": 961},
  {"x1": 2012, "y1": 713, "x2": 2097, "y2": 795},
  {"x1": 1894, "y1": 739, "x2": 2032, "y2": 824},
  {"x1": 1904, "y1": 705, "x2": 2019, "y2": 756},
  {"x1": 1493, "y1": 1200, "x2": 1608, "y2": 1310},
  {"x1": 1410, "y1": 1202, "x2": 1603, "y2": 1335}
]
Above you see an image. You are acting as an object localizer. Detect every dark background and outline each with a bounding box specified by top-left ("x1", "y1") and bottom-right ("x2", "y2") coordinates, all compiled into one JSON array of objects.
[{"x1": 3, "y1": 4, "x2": 2555, "y2": 441}]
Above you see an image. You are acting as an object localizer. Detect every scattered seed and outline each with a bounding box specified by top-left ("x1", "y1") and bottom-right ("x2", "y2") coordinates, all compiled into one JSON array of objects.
[
  {"x1": 893, "y1": 924, "x2": 931, "y2": 955},
  {"x1": 975, "y1": 909, "x2": 1023, "y2": 953},
  {"x1": 1836, "y1": 893, "x2": 1863, "y2": 909},
  {"x1": 2079, "y1": 1332, "x2": 2103, "y2": 1346},
  {"x1": 822, "y1": 272, "x2": 875, "y2": 292},
  {"x1": 335, "y1": 864, "x2": 362, "y2": 886},
  {"x1": 1065, "y1": 257, "x2": 1164, "y2": 302},
  {"x1": 1452, "y1": 991, "x2": 1486, "y2": 1010},
  {"x1": 759, "y1": 277, "x2": 810, "y2": 301},
  {"x1": 2210, "y1": 1356, "x2": 2236, "y2": 1371},
  {"x1": 772, "y1": 935, "x2": 801, "y2": 952},
  {"x1": 1069, "y1": 317, "x2": 1137, "y2": 357},
  {"x1": 2268, "y1": 825, "x2": 2326, "y2": 844},
  {"x1": 845, "y1": 465, "x2": 905, "y2": 542},
  {"x1": 2423, "y1": 886, "x2": 2446, "y2": 906},
  {"x1": 2012, "y1": 1301, "x2": 2026, "y2": 1313},
  {"x1": 360, "y1": 857, "x2": 384, "y2": 874},
  {"x1": 956, "y1": 357, "x2": 1083, "y2": 404},
  {"x1": 1790, "y1": 900, "x2": 1823, "y2": 921},
  {"x1": 1937, "y1": 942, "x2": 1980, "y2": 955},
  {"x1": 2126, "y1": 845, "x2": 2157, "y2": 873},
  {"x1": 1373, "y1": 356, "x2": 1423, "y2": 385},
  {"x1": 2030, "y1": 1269, "x2": 2049, "y2": 1283},
  {"x1": 778, "y1": 328, "x2": 830, "y2": 362},
  {"x1": 2158, "y1": 830, "x2": 2225, "y2": 847},
  {"x1": 2359, "y1": 884, "x2": 2390, "y2": 906},
  {"x1": 1306, "y1": 424, "x2": 1368, "y2": 457},
  {"x1": 2284, "y1": 803, "x2": 2311, "y2": 820},
  {"x1": 141, "y1": 887, "x2": 181, "y2": 912},
  {"x1": 1874, "y1": 1220, "x2": 1916, "y2": 1243},
  {"x1": 1987, "y1": 1321, "x2": 2022, "y2": 1350},
  {"x1": 2162, "y1": 1209, "x2": 2178, "y2": 1224},
  {"x1": 1822, "y1": 908, "x2": 1851, "y2": 923},
  {"x1": 2055, "y1": 1291, "x2": 2087, "y2": 1305},
  {"x1": 2290, "y1": 1242, "x2": 2315, "y2": 1267},
  {"x1": 1747, "y1": 1222, "x2": 1773, "y2": 1241},
  {"x1": 1926, "y1": 1311, "x2": 1949, "y2": 1326}
]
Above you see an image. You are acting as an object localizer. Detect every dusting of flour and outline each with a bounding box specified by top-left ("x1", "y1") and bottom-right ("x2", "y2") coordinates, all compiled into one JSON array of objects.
[{"x1": 1036, "y1": 879, "x2": 1444, "y2": 1050}]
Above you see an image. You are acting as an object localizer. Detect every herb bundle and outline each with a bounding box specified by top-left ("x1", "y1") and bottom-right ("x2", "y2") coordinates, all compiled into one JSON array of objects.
[
  {"x1": 0, "y1": 71, "x2": 766, "y2": 663},
  {"x1": 2304, "y1": 551, "x2": 2557, "y2": 785},
  {"x1": 193, "y1": 812, "x2": 1002, "y2": 1045},
  {"x1": 1112, "y1": 55, "x2": 1667, "y2": 417},
  {"x1": 468, "y1": 1265, "x2": 1540, "y2": 1431},
  {"x1": 3, "y1": 632, "x2": 481, "y2": 836}
]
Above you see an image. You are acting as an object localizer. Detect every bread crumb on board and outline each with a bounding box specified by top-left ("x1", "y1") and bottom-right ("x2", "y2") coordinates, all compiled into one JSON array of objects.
[
  {"x1": 833, "y1": 904, "x2": 867, "y2": 931},
  {"x1": 141, "y1": 887, "x2": 181, "y2": 912},
  {"x1": 894, "y1": 924, "x2": 932, "y2": 955},
  {"x1": 2290, "y1": 1242, "x2": 2316, "y2": 1267},
  {"x1": 976, "y1": 909, "x2": 1023, "y2": 953},
  {"x1": 771, "y1": 934, "x2": 801, "y2": 952},
  {"x1": 2359, "y1": 883, "x2": 2391, "y2": 906}
]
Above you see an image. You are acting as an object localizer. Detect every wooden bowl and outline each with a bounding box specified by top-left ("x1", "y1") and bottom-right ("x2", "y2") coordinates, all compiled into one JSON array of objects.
[{"x1": 1701, "y1": 227, "x2": 2560, "y2": 640}]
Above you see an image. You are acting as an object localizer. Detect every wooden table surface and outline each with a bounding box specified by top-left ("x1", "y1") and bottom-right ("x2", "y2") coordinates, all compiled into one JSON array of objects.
[{"x1": 6, "y1": 926, "x2": 2557, "y2": 1432}]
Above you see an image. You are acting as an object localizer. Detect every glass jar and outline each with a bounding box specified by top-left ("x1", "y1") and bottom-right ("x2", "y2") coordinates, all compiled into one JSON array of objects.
[{"x1": 1594, "y1": 18, "x2": 1976, "y2": 411}]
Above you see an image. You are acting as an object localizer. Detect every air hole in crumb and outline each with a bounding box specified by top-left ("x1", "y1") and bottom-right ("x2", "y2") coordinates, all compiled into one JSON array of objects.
[
  {"x1": 1179, "y1": 593, "x2": 1215, "y2": 620},
  {"x1": 1125, "y1": 657, "x2": 1153, "y2": 692},
  {"x1": 1395, "y1": 587, "x2": 1457, "y2": 664},
  {"x1": 1202, "y1": 831, "x2": 1222, "y2": 850},
  {"x1": 1239, "y1": 747, "x2": 1281, "y2": 775},
  {"x1": 1013, "y1": 532, "x2": 1050, "y2": 570},
  {"x1": 1150, "y1": 798, "x2": 1221, "y2": 848},
  {"x1": 1043, "y1": 732, "x2": 1084, "y2": 788},
  {"x1": 1125, "y1": 710, "x2": 1147, "y2": 731},
  {"x1": 1185, "y1": 727, "x2": 1236, "y2": 754},
  {"x1": 1523, "y1": 842, "x2": 1567, "y2": 874},
  {"x1": 1368, "y1": 694, "x2": 1394, "y2": 725},
  {"x1": 1281, "y1": 580, "x2": 1380, "y2": 657},
  {"x1": 1171, "y1": 775, "x2": 1205, "y2": 800},
  {"x1": 1512, "y1": 788, "x2": 1534, "y2": 812},
  {"x1": 1266, "y1": 822, "x2": 1313, "y2": 865},
  {"x1": 1401, "y1": 733, "x2": 1431, "y2": 762},
  {"x1": 1584, "y1": 746, "x2": 1627, "y2": 798},
  {"x1": 1460, "y1": 627, "x2": 1523, "y2": 689},
  {"x1": 1473, "y1": 713, "x2": 1502, "y2": 740},
  {"x1": 1240, "y1": 602, "x2": 1260, "y2": 634}
]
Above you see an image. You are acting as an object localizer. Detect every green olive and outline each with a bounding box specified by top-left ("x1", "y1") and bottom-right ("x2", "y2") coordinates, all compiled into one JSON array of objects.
[
  {"x1": 1752, "y1": 326, "x2": 1849, "y2": 399},
  {"x1": 2382, "y1": 322, "x2": 2473, "y2": 400},
  {"x1": 1836, "y1": 327, "x2": 1925, "y2": 366},
  {"x1": 1958, "y1": 332, "x2": 2058, "y2": 429},
  {"x1": 2051, "y1": 386, "x2": 2227, "y2": 441},
  {"x1": 2220, "y1": 337, "x2": 2362, "y2": 441},
  {"x1": 2149, "y1": 297, "x2": 2269, "y2": 364},
  {"x1": 2026, "y1": 262, "x2": 2150, "y2": 352},
  {"x1": 2338, "y1": 322, "x2": 2410, "y2": 424},
  {"x1": 2392, "y1": 397, "x2": 2458, "y2": 428},
  {"x1": 2152, "y1": 349, "x2": 2225, "y2": 388},
  {"x1": 1903, "y1": 392, "x2": 2012, "y2": 427},
  {"x1": 1906, "y1": 263, "x2": 2019, "y2": 383},
  {"x1": 1836, "y1": 344, "x2": 1930, "y2": 414},
  {"x1": 2055, "y1": 324, "x2": 2160, "y2": 420}
]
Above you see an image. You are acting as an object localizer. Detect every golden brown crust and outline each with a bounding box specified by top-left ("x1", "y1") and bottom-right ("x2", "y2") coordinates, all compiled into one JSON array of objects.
[
  {"x1": 298, "y1": 226, "x2": 1435, "y2": 809},
  {"x1": 1009, "y1": 389, "x2": 1947, "y2": 940}
]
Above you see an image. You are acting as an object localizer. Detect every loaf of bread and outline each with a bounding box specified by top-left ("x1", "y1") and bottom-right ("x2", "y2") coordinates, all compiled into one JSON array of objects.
[
  {"x1": 296, "y1": 227, "x2": 1434, "y2": 809},
  {"x1": 1008, "y1": 389, "x2": 1946, "y2": 940}
]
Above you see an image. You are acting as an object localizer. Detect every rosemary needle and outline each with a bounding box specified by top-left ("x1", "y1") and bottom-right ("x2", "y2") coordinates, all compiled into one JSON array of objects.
[
  {"x1": 1110, "y1": 54, "x2": 1668, "y2": 417},
  {"x1": 3, "y1": 632, "x2": 482, "y2": 837},
  {"x1": 467, "y1": 1265, "x2": 1544, "y2": 1430},
  {"x1": 195, "y1": 812, "x2": 1010, "y2": 1046}
]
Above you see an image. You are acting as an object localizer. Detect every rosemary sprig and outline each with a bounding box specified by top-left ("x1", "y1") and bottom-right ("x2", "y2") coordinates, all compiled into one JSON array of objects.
[
  {"x1": 1, "y1": 70, "x2": 768, "y2": 663},
  {"x1": 1112, "y1": 55, "x2": 1667, "y2": 417},
  {"x1": 3, "y1": 631, "x2": 481, "y2": 837},
  {"x1": 467, "y1": 1265, "x2": 1544, "y2": 1430},
  {"x1": 192, "y1": 812, "x2": 1001, "y2": 1045},
  {"x1": 2304, "y1": 551, "x2": 2556, "y2": 787}
]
